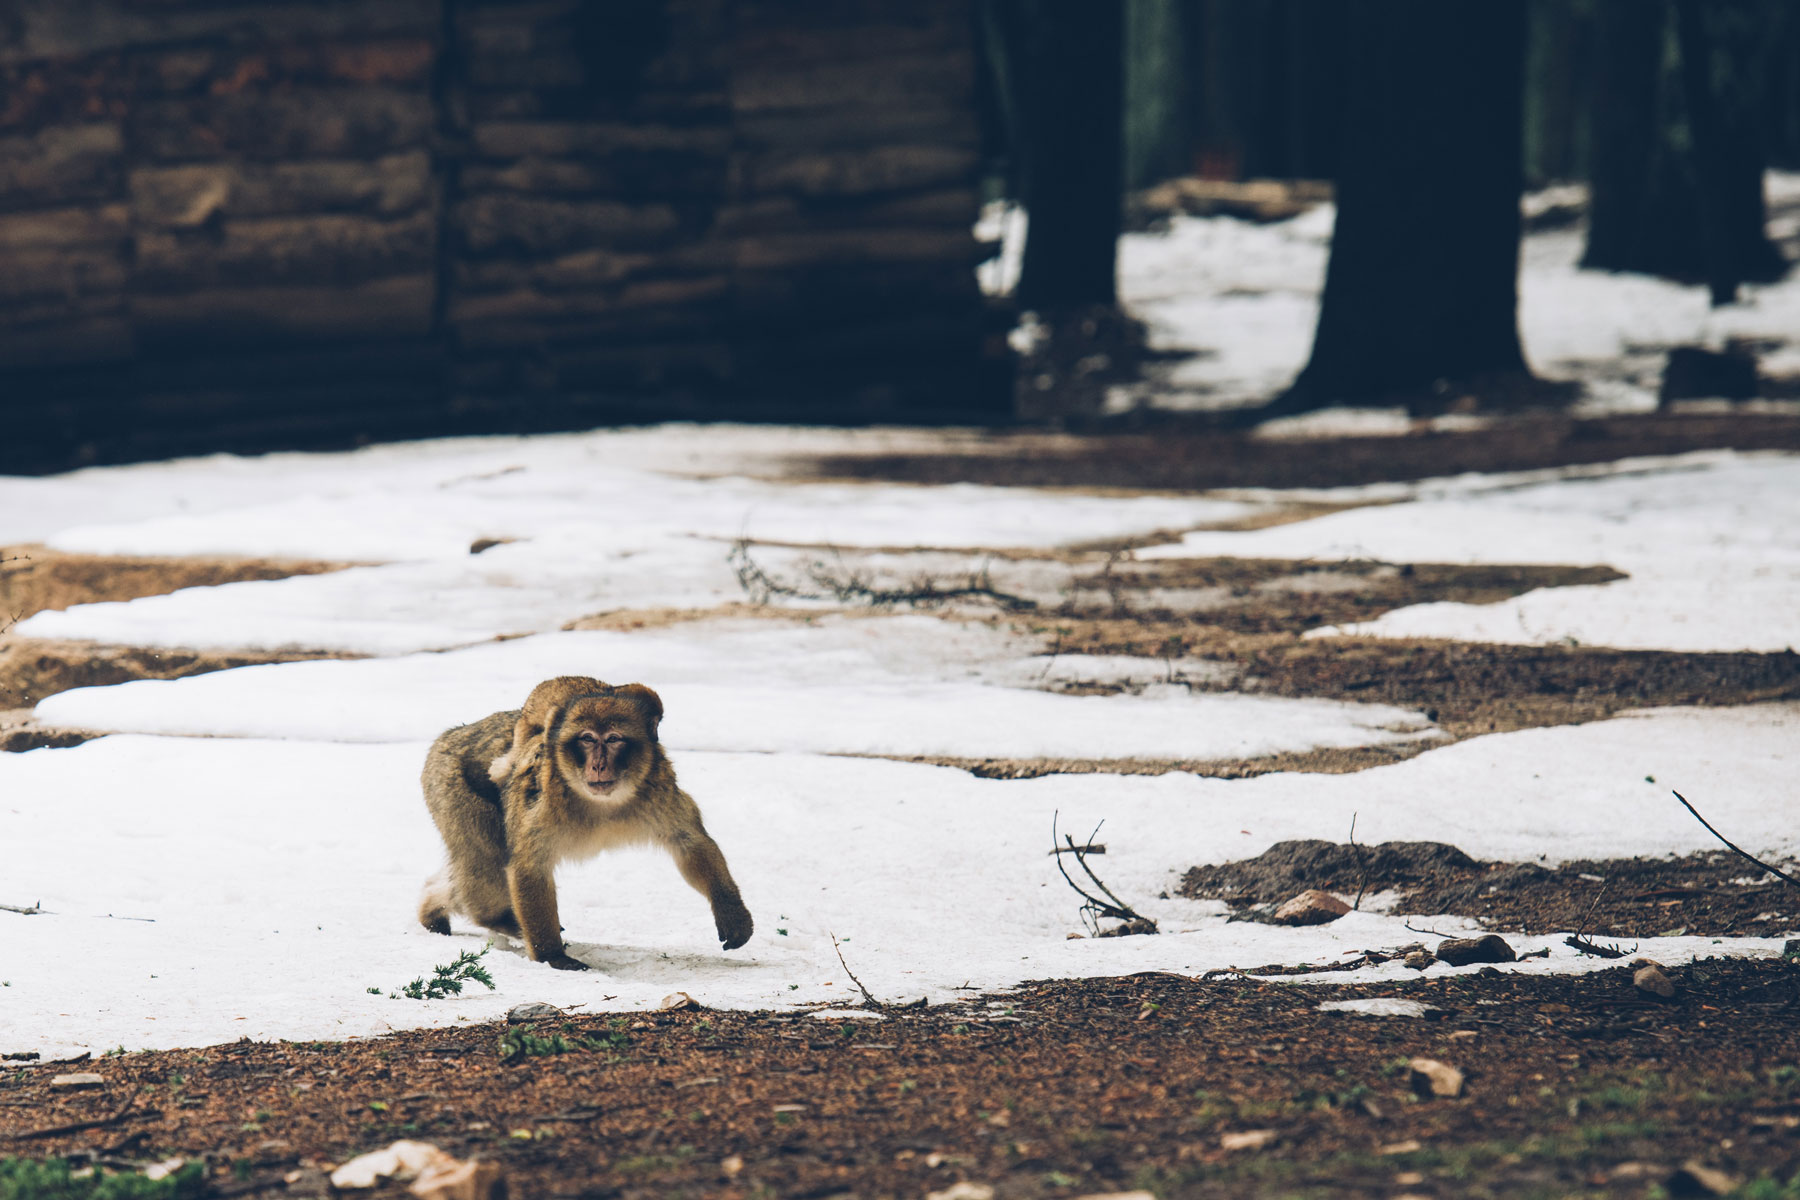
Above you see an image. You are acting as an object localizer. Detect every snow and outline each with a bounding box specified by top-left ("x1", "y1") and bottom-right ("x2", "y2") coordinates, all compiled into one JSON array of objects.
[
  {"x1": 1140, "y1": 450, "x2": 1800, "y2": 652},
  {"x1": 1, "y1": 703, "x2": 1791, "y2": 1058},
  {"x1": 1104, "y1": 172, "x2": 1800, "y2": 412}
]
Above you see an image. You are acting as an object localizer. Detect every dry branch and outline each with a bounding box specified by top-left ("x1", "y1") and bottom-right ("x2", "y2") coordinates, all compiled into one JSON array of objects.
[
  {"x1": 1051, "y1": 812, "x2": 1156, "y2": 936},
  {"x1": 729, "y1": 540, "x2": 1037, "y2": 612},
  {"x1": 830, "y1": 933, "x2": 883, "y2": 1010},
  {"x1": 1673, "y1": 789, "x2": 1800, "y2": 890}
]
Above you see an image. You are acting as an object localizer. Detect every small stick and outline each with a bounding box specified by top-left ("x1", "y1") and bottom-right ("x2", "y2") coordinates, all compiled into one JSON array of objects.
[
  {"x1": 1673, "y1": 790, "x2": 1800, "y2": 890},
  {"x1": 0, "y1": 902, "x2": 45, "y2": 916},
  {"x1": 1403, "y1": 920, "x2": 1454, "y2": 938},
  {"x1": 830, "y1": 933, "x2": 883, "y2": 1011},
  {"x1": 5, "y1": 1086, "x2": 149, "y2": 1143},
  {"x1": 1347, "y1": 811, "x2": 1370, "y2": 911},
  {"x1": 1047, "y1": 843, "x2": 1106, "y2": 857}
]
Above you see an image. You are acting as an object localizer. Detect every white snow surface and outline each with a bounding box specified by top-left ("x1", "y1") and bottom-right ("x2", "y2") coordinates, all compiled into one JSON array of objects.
[
  {"x1": 34, "y1": 619, "x2": 1438, "y2": 760},
  {"x1": 1, "y1": 704, "x2": 1792, "y2": 1058},
  {"x1": 1140, "y1": 450, "x2": 1800, "y2": 652}
]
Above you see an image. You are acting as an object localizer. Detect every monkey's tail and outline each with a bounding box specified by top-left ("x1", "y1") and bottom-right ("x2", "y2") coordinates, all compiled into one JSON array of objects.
[{"x1": 418, "y1": 870, "x2": 453, "y2": 935}]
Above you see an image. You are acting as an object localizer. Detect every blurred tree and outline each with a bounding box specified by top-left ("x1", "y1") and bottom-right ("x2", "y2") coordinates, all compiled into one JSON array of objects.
[
  {"x1": 1274, "y1": 1, "x2": 1532, "y2": 413},
  {"x1": 1582, "y1": 0, "x2": 1787, "y2": 303},
  {"x1": 1011, "y1": 0, "x2": 1124, "y2": 311},
  {"x1": 1125, "y1": 0, "x2": 1187, "y2": 190}
]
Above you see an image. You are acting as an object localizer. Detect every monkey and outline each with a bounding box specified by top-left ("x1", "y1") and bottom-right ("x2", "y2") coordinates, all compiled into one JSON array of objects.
[{"x1": 417, "y1": 675, "x2": 753, "y2": 970}]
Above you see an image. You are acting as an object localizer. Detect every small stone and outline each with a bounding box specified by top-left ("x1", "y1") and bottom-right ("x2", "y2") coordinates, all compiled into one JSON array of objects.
[
  {"x1": 1408, "y1": 1057, "x2": 1465, "y2": 1098},
  {"x1": 1394, "y1": 1171, "x2": 1425, "y2": 1185},
  {"x1": 143, "y1": 1160, "x2": 186, "y2": 1181},
  {"x1": 50, "y1": 1073, "x2": 104, "y2": 1090},
  {"x1": 660, "y1": 991, "x2": 700, "y2": 1011},
  {"x1": 505, "y1": 1002, "x2": 558, "y2": 1024},
  {"x1": 1447, "y1": 1029, "x2": 1478, "y2": 1041},
  {"x1": 1403, "y1": 950, "x2": 1435, "y2": 970},
  {"x1": 1435, "y1": 934, "x2": 1515, "y2": 966},
  {"x1": 1066, "y1": 932, "x2": 1085, "y2": 940},
  {"x1": 1667, "y1": 1161, "x2": 1740, "y2": 1196},
  {"x1": 1070, "y1": 1193, "x2": 1156, "y2": 1200},
  {"x1": 409, "y1": 1158, "x2": 503, "y2": 1200},
  {"x1": 926, "y1": 1184, "x2": 995, "y2": 1200},
  {"x1": 1219, "y1": 1129, "x2": 1278, "y2": 1151},
  {"x1": 720, "y1": 1155, "x2": 744, "y2": 1178},
  {"x1": 1271, "y1": 889, "x2": 1351, "y2": 926},
  {"x1": 1379, "y1": 1139, "x2": 1423, "y2": 1155},
  {"x1": 330, "y1": 1141, "x2": 453, "y2": 1190},
  {"x1": 1634, "y1": 960, "x2": 1677, "y2": 999},
  {"x1": 1608, "y1": 1162, "x2": 1661, "y2": 1181}
]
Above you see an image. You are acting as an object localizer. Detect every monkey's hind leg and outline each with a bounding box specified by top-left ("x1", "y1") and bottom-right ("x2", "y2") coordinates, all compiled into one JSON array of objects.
[
  {"x1": 451, "y1": 855, "x2": 522, "y2": 938},
  {"x1": 417, "y1": 870, "x2": 453, "y2": 936}
]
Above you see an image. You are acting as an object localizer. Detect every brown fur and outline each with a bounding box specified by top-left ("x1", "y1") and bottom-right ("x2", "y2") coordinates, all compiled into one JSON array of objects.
[{"x1": 418, "y1": 676, "x2": 752, "y2": 969}]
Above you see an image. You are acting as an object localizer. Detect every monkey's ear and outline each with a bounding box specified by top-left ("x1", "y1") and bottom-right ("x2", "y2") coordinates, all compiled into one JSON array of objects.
[
  {"x1": 614, "y1": 684, "x2": 664, "y2": 737},
  {"x1": 487, "y1": 752, "x2": 513, "y2": 784}
]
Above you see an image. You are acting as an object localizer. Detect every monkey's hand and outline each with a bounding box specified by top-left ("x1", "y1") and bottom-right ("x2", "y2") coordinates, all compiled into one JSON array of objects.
[
  {"x1": 714, "y1": 897, "x2": 754, "y2": 951},
  {"x1": 543, "y1": 952, "x2": 590, "y2": 971}
]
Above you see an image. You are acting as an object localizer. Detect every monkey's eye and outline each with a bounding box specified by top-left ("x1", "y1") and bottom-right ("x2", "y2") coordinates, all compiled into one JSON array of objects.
[
  {"x1": 577, "y1": 731, "x2": 599, "y2": 746},
  {"x1": 604, "y1": 733, "x2": 626, "y2": 745}
]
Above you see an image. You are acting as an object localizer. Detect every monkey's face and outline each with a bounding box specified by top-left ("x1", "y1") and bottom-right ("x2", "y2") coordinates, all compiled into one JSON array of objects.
[{"x1": 555, "y1": 687, "x2": 662, "y2": 803}]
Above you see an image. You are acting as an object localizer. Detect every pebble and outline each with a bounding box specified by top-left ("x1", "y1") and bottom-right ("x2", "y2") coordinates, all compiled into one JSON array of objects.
[
  {"x1": 1271, "y1": 889, "x2": 1350, "y2": 926},
  {"x1": 1435, "y1": 934, "x2": 1516, "y2": 966},
  {"x1": 1633, "y1": 960, "x2": 1678, "y2": 999},
  {"x1": 1407, "y1": 1057, "x2": 1465, "y2": 1098},
  {"x1": 926, "y1": 1184, "x2": 994, "y2": 1200},
  {"x1": 1219, "y1": 1129, "x2": 1278, "y2": 1151},
  {"x1": 49, "y1": 1072, "x2": 104, "y2": 1090},
  {"x1": 505, "y1": 1002, "x2": 558, "y2": 1024},
  {"x1": 1071, "y1": 1193, "x2": 1156, "y2": 1200}
]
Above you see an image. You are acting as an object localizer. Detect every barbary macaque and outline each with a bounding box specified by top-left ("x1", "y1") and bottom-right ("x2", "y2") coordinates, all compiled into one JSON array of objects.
[{"x1": 418, "y1": 676, "x2": 752, "y2": 969}]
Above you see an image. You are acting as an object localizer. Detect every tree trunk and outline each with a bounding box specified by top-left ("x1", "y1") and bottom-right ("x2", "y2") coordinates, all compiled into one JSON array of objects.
[
  {"x1": 1282, "y1": 0, "x2": 1529, "y2": 410},
  {"x1": 1013, "y1": 0, "x2": 1123, "y2": 311},
  {"x1": 1580, "y1": 0, "x2": 1669, "y2": 273}
]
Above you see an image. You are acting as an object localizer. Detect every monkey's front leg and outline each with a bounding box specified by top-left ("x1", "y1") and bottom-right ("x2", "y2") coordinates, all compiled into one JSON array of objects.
[
  {"x1": 672, "y1": 833, "x2": 754, "y2": 950},
  {"x1": 506, "y1": 862, "x2": 588, "y2": 971}
]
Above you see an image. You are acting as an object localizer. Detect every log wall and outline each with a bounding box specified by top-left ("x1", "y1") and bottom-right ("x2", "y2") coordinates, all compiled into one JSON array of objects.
[{"x1": 0, "y1": 0, "x2": 1000, "y2": 472}]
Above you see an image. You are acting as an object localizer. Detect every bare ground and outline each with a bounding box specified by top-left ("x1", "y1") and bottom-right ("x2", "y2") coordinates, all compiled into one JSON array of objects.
[{"x1": 5, "y1": 956, "x2": 1800, "y2": 1199}]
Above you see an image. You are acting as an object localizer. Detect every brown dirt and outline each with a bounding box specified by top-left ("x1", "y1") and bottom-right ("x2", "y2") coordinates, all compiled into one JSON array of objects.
[
  {"x1": 6, "y1": 957, "x2": 1800, "y2": 1198},
  {"x1": 0, "y1": 548, "x2": 358, "y2": 744},
  {"x1": 1181, "y1": 842, "x2": 1800, "y2": 941},
  {"x1": 0, "y1": 546, "x2": 347, "y2": 624},
  {"x1": 787, "y1": 410, "x2": 1800, "y2": 491}
]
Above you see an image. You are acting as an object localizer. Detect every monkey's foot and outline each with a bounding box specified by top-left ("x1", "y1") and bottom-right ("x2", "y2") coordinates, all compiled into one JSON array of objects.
[
  {"x1": 542, "y1": 952, "x2": 590, "y2": 971},
  {"x1": 715, "y1": 903, "x2": 754, "y2": 951}
]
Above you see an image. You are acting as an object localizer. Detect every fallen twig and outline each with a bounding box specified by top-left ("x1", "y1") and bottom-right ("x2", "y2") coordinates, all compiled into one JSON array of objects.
[
  {"x1": 729, "y1": 540, "x2": 1037, "y2": 612},
  {"x1": 1563, "y1": 879, "x2": 1634, "y2": 959},
  {"x1": 1052, "y1": 812, "x2": 1156, "y2": 936},
  {"x1": 1402, "y1": 921, "x2": 1454, "y2": 938},
  {"x1": 1673, "y1": 789, "x2": 1800, "y2": 890},
  {"x1": 0, "y1": 902, "x2": 45, "y2": 916},
  {"x1": 830, "y1": 933, "x2": 883, "y2": 1010},
  {"x1": 1047, "y1": 843, "x2": 1106, "y2": 857},
  {"x1": 1348, "y1": 811, "x2": 1370, "y2": 911},
  {"x1": 5, "y1": 1086, "x2": 151, "y2": 1143}
]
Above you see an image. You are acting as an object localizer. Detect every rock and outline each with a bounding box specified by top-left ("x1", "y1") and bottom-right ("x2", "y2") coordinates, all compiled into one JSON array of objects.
[
  {"x1": 409, "y1": 1157, "x2": 503, "y2": 1200},
  {"x1": 1661, "y1": 345, "x2": 1757, "y2": 405},
  {"x1": 926, "y1": 1184, "x2": 995, "y2": 1200},
  {"x1": 505, "y1": 1002, "x2": 558, "y2": 1024},
  {"x1": 1271, "y1": 889, "x2": 1351, "y2": 926},
  {"x1": 660, "y1": 991, "x2": 700, "y2": 1011},
  {"x1": 1633, "y1": 960, "x2": 1678, "y2": 999},
  {"x1": 1667, "y1": 1161, "x2": 1740, "y2": 1196},
  {"x1": 330, "y1": 1141, "x2": 454, "y2": 1190},
  {"x1": 1403, "y1": 950, "x2": 1435, "y2": 970},
  {"x1": 49, "y1": 1072, "x2": 104, "y2": 1090},
  {"x1": 1447, "y1": 1029, "x2": 1478, "y2": 1041},
  {"x1": 142, "y1": 1160, "x2": 186, "y2": 1181},
  {"x1": 720, "y1": 1155, "x2": 744, "y2": 1178},
  {"x1": 1408, "y1": 1057, "x2": 1464, "y2": 1098},
  {"x1": 1435, "y1": 934, "x2": 1515, "y2": 966},
  {"x1": 1378, "y1": 1139, "x2": 1423, "y2": 1155},
  {"x1": 1219, "y1": 1129, "x2": 1278, "y2": 1151}
]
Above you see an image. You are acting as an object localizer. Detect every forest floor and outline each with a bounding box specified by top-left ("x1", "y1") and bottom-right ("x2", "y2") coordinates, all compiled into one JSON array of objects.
[{"x1": 3, "y1": 408, "x2": 1799, "y2": 1197}]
